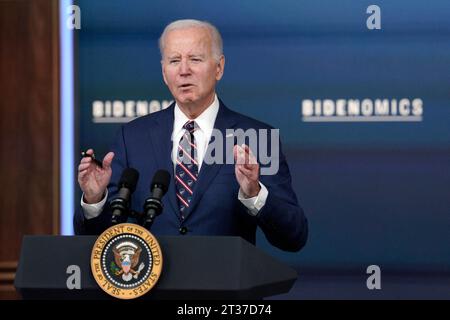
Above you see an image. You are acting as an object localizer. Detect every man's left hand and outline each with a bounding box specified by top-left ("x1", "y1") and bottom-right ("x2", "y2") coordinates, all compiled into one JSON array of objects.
[{"x1": 234, "y1": 144, "x2": 261, "y2": 198}]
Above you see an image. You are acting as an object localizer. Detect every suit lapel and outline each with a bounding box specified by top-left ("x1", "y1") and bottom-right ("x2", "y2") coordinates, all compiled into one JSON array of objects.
[{"x1": 183, "y1": 100, "x2": 237, "y2": 220}]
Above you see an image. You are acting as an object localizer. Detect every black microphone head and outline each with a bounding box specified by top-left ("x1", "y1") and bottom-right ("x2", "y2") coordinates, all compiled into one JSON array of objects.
[
  {"x1": 119, "y1": 168, "x2": 139, "y2": 192},
  {"x1": 151, "y1": 170, "x2": 170, "y2": 194}
]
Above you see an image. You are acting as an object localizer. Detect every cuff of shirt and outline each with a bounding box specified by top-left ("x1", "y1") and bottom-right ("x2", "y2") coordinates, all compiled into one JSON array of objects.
[
  {"x1": 238, "y1": 182, "x2": 268, "y2": 216},
  {"x1": 80, "y1": 190, "x2": 108, "y2": 220}
]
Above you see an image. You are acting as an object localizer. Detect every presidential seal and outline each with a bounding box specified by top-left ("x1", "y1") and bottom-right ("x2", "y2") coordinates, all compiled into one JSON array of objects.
[{"x1": 91, "y1": 223, "x2": 163, "y2": 299}]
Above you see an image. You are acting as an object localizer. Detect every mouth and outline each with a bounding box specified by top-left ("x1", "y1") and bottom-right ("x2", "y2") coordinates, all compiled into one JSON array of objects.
[{"x1": 179, "y1": 84, "x2": 194, "y2": 89}]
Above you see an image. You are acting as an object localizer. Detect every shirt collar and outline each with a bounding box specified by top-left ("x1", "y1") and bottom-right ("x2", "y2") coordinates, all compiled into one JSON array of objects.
[{"x1": 173, "y1": 94, "x2": 220, "y2": 135}]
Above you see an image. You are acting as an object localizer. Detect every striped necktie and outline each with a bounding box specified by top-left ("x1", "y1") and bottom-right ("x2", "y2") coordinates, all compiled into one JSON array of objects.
[{"x1": 175, "y1": 120, "x2": 198, "y2": 220}]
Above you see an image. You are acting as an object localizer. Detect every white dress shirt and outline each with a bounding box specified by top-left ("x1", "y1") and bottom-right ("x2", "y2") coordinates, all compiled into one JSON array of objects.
[{"x1": 82, "y1": 94, "x2": 268, "y2": 219}]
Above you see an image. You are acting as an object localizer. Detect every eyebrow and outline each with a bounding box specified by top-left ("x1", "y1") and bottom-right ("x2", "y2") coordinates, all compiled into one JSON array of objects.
[
  {"x1": 188, "y1": 54, "x2": 205, "y2": 58},
  {"x1": 167, "y1": 54, "x2": 205, "y2": 59}
]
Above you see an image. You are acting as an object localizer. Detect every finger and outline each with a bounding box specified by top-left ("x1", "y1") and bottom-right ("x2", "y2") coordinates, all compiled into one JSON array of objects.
[
  {"x1": 78, "y1": 170, "x2": 88, "y2": 180},
  {"x1": 235, "y1": 147, "x2": 242, "y2": 164},
  {"x1": 242, "y1": 144, "x2": 250, "y2": 154},
  {"x1": 78, "y1": 164, "x2": 92, "y2": 173},
  {"x1": 235, "y1": 165, "x2": 246, "y2": 179},
  {"x1": 237, "y1": 164, "x2": 253, "y2": 176},
  {"x1": 243, "y1": 163, "x2": 258, "y2": 172},
  {"x1": 233, "y1": 145, "x2": 239, "y2": 161},
  {"x1": 83, "y1": 149, "x2": 95, "y2": 158},
  {"x1": 238, "y1": 144, "x2": 251, "y2": 165},
  {"x1": 243, "y1": 157, "x2": 259, "y2": 169},
  {"x1": 102, "y1": 152, "x2": 115, "y2": 169},
  {"x1": 242, "y1": 144, "x2": 257, "y2": 165},
  {"x1": 80, "y1": 156, "x2": 93, "y2": 165},
  {"x1": 243, "y1": 156, "x2": 258, "y2": 167},
  {"x1": 237, "y1": 168, "x2": 256, "y2": 183},
  {"x1": 239, "y1": 164, "x2": 259, "y2": 181},
  {"x1": 236, "y1": 145, "x2": 247, "y2": 164},
  {"x1": 78, "y1": 162, "x2": 92, "y2": 172}
]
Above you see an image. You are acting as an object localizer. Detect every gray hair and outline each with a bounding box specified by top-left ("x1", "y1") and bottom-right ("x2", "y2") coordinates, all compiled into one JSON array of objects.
[{"x1": 159, "y1": 19, "x2": 223, "y2": 62}]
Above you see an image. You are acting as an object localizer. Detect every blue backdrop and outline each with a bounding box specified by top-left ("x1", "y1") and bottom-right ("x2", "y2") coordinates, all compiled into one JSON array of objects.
[{"x1": 76, "y1": 0, "x2": 450, "y2": 275}]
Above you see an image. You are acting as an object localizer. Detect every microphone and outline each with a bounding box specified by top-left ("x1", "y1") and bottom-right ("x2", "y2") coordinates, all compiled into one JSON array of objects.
[
  {"x1": 143, "y1": 170, "x2": 170, "y2": 229},
  {"x1": 110, "y1": 168, "x2": 139, "y2": 224}
]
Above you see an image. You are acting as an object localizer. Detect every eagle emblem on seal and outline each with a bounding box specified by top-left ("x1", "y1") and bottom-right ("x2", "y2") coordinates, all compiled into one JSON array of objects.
[{"x1": 111, "y1": 241, "x2": 145, "y2": 282}]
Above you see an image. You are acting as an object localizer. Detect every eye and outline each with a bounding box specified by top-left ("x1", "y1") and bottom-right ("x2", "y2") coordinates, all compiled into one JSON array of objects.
[
  {"x1": 191, "y1": 58, "x2": 202, "y2": 63},
  {"x1": 169, "y1": 59, "x2": 180, "y2": 64}
]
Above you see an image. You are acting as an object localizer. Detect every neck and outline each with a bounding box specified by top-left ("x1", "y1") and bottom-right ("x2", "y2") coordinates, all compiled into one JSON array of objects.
[{"x1": 177, "y1": 94, "x2": 215, "y2": 119}]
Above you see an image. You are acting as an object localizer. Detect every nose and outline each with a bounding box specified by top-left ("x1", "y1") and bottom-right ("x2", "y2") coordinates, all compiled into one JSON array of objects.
[{"x1": 179, "y1": 59, "x2": 191, "y2": 76}]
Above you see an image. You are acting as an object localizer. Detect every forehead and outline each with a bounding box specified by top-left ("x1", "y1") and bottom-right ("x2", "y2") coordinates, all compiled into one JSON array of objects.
[{"x1": 163, "y1": 27, "x2": 212, "y2": 55}]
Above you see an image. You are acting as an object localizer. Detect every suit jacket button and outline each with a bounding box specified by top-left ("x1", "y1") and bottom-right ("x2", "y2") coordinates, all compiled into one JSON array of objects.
[{"x1": 179, "y1": 227, "x2": 188, "y2": 235}]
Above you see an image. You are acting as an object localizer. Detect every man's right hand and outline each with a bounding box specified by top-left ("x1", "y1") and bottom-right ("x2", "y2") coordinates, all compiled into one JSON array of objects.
[{"x1": 78, "y1": 149, "x2": 115, "y2": 204}]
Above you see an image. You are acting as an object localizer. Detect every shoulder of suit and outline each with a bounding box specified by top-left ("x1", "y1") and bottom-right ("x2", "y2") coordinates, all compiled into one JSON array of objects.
[{"x1": 121, "y1": 104, "x2": 173, "y2": 130}]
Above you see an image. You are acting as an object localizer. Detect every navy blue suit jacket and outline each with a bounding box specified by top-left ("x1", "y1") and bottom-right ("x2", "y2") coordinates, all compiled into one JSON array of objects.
[{"x1": 74, "y1": 100, "x2": 308, "y2": 252}]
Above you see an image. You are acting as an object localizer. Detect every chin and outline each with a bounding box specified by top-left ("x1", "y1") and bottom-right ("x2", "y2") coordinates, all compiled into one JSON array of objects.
[{"x1": 178, "y1": 95, "x2": 197, "y2": 105}]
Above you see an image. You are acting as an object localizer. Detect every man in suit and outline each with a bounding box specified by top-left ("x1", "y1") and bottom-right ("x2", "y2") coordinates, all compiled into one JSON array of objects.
[{"x1": 75, "y1": 19, "x2": 308, "y2": 252}]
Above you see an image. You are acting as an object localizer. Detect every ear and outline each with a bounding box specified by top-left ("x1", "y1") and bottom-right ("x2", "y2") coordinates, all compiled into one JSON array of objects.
[{"x1": 215, "y1": 55, "x2": 225, "y2": 81}]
